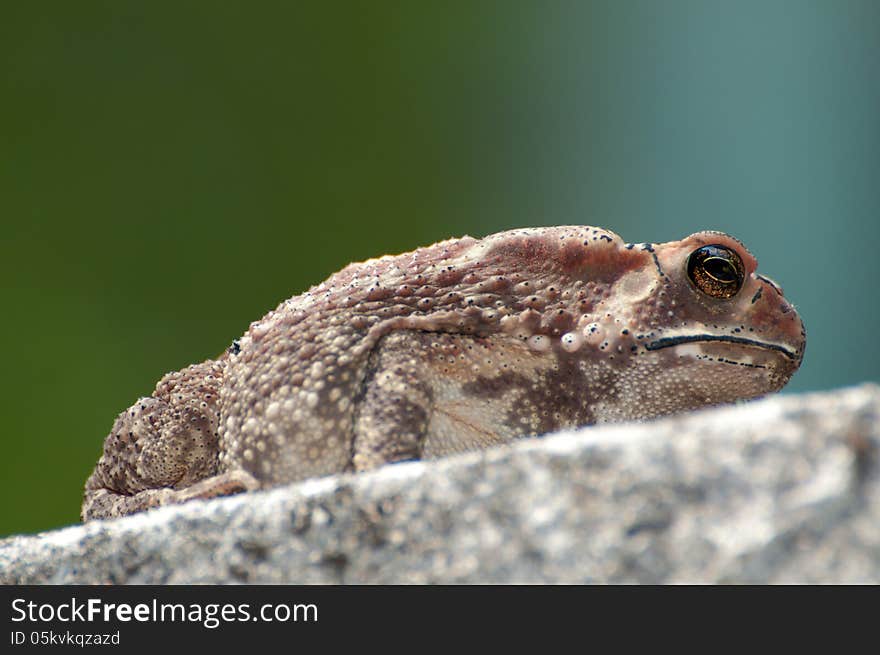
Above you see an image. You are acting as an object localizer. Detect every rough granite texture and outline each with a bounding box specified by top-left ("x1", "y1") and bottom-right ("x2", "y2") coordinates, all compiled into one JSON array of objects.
[{"x1": 2, "y1": 384, "x2": 878, "y2": 584}]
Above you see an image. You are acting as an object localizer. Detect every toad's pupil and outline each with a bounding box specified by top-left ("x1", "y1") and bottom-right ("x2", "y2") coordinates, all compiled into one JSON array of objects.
[{"x1": 703, "y1": 257, "x2": 736, "y2": 283}]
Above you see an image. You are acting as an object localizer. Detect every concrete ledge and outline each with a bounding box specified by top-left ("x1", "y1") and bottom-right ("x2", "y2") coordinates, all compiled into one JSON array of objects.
[{"x1": 2, "y1": 383, "x2": 878, "y2": 583}]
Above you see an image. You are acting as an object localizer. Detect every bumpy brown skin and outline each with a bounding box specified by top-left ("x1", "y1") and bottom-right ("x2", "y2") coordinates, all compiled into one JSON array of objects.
[{"x1": 83, "y1": 226, "x2": 806, "y2": 520}]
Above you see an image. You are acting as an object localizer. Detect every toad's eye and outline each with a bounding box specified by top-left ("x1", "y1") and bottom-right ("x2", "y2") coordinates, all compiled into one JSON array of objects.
[{"x1": 687, "y1": 245, "x2": 745, "y2": 299}]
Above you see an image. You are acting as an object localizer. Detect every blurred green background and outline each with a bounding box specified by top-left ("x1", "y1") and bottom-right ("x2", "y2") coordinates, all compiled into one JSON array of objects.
[{"x1": 2, "y1": 1, "x2": 878, "y2": 536}]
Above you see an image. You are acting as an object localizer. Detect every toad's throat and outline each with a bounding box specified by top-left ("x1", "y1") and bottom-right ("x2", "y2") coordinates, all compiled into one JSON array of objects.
[{"x1": 645, "y1": 334, "x2": 799, "y2": 361}]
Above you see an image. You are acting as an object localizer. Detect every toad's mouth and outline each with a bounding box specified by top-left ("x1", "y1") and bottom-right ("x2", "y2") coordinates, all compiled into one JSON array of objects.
[{"x1": 645, "y1": 334, "x2": 800, "y2": 362}]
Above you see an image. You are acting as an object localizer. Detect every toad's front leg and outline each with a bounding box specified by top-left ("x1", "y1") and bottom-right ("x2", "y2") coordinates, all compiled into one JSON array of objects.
[
  {"x1": 351, "y1": 332, "x2": 436, "y2": 472},
  {"x1": 351, "y1": 330, "x2": 535, "y2": 471}
]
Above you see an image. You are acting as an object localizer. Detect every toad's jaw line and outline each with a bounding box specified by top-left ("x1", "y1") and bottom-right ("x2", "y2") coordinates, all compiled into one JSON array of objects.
[{"x1": 645, "y1": 334, "x2": 800, "y2": 361}]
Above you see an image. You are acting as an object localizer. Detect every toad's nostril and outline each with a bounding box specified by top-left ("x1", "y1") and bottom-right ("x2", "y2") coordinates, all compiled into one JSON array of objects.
[{"x1": 755, "y1": 273, "x2": 783, "y2": 295}]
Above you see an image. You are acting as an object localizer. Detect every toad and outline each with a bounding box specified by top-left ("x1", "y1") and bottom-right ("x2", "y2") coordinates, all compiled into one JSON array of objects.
[{"x1": 82, "y1": 226, "x2": 805, "y2": 520}]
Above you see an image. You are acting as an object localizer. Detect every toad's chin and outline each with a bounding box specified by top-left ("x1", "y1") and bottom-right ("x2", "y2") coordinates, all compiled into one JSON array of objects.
[
  {"x1": 644, "y1": 333, "x2": 802, "y2": 364},
  {"x1": 641, "y1": 335, "x2": 803, "y2": 397}
]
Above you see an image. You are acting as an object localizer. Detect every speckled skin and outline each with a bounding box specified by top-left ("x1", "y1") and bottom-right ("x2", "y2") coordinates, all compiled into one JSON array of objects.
[{"x1": 82, "y1": 226, "x2": 805, "y2": 520}]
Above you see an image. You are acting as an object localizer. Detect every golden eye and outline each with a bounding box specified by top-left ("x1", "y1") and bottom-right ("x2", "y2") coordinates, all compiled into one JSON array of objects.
[{"x1": 687, "y1": 245, "x2": 745, "y2": 299}]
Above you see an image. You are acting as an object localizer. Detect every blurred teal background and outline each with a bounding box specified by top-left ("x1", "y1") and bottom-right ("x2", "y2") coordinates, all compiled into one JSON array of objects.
[{"x1": 2, "y1": 1, "x2": 877, "y2": 536}]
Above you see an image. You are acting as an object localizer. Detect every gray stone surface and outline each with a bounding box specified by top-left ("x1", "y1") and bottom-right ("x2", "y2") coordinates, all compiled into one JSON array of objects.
[{"x1": 2, "y1": 384, "x2": 878, "y2": 584}]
